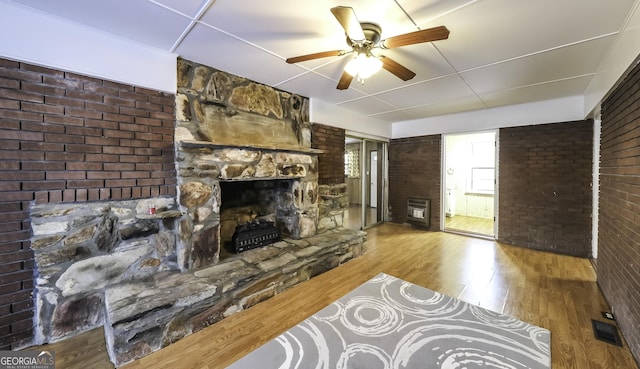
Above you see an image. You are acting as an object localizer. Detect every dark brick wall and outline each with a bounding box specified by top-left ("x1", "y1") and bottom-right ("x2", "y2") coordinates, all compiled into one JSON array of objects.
[
  {"x1": 0, "y1": 57, "x2": 176, "y2": 349},
  {"x1": 498, "y1": 120, "x2": 593, "y2": 257},
  {"x1": 312, "y1": 123, "x2": 345, "y2": 185},
  {"x1": 388, "y1": 135, "x2": 441, "y2": 230},
  {"x1": 599, "y1": 59, "x2": 640, "y2": 361}
]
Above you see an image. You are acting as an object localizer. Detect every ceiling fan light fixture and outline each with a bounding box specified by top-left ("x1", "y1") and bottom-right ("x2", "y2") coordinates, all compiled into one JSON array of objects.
[
  {"x1": 285, "y1": 6, "x2": 449, "y2": 90},
  {"x1": 344, "y1": 53, "x2": 382, "y2": 82}
]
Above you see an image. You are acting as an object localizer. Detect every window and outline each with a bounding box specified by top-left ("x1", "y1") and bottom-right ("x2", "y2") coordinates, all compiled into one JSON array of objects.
[
  {"x1": 345, "y1": 149, "x2": 360, "y2": 178},
  {"x1": 469, "y1": 167, "x2": 495, "y2": 193},
  {"x1": 467, "y1": 141, "x2": 495, "y2": 194}
]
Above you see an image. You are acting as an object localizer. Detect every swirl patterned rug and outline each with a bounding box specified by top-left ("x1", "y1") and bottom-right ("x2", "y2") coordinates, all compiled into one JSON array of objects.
[{"x1": 228, "y1": 273, "x2": 551, "y2": 369}]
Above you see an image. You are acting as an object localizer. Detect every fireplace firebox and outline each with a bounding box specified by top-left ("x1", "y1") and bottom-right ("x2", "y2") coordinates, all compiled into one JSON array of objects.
[
  {"x1": 219, "y1": 179, "x2": 296, "y2": 251},
  {"x1": 231, "y1": 219, "x2": 281, "y2": 253}
]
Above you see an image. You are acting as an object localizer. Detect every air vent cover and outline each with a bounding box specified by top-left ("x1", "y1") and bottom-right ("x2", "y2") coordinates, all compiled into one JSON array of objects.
[{"x1": 592, "y1": 319, "x2": 622, "y2": 346}]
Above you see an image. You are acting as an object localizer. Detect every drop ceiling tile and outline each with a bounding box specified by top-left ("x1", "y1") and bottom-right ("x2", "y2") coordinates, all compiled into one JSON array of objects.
[
  {"x1": 461, "y1": 35, "x2": 613, "y2": 95},
  {"x1": 396, "y1": 0, "x2": 477, "y2": 25},
  {"x1": 479, "y1": 75, "x2": 594, "y2": 108},
  {"x1": 175, "y1": 23, "x2": 297, "y2": 88},
  {"x1": 10, "y1": 0, "x2": 193, "y2": 50},
  {"x1": 153, "y1": 0, "x2": 207, "y2": 17},
  {"x1": 336, "y1": 96, "x2": 401, "y2": 116},
  {"x1": 373, "y1": 74, "x2": 476, "y2": 108},
  {"x1": 429, "y1": 0, "x2": 635, "y2": 71}
]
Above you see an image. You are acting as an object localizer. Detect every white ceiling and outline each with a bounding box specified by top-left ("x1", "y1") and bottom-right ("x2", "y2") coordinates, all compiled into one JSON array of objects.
[{"x1": 6, "y1": 0, "x2": 640, "y2": 125}]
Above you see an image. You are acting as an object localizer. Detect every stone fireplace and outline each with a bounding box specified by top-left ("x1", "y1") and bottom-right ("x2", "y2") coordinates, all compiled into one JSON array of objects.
[
  {"x1": 173, "y1": 57, "x2": 325, "y2": 272},
  {"x1": 27, "y1": 58, "x2": 365, "y2": 367}
]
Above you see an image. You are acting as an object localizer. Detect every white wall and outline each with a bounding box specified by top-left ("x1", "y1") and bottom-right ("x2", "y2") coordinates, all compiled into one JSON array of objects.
[{"x1": 0, "y1": 1, "x2": 176, "y2": 93}]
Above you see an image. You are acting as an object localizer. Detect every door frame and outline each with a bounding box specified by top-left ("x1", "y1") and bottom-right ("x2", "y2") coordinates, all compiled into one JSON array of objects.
[
  {"x1": 441, "y1": 130, "x2": 499, "y2": 238},
  {"x1": 345, "y1": 133, "x2": 388, "y2": 230}
]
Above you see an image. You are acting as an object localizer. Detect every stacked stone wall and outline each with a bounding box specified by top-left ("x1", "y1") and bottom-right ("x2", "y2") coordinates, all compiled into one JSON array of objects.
[
  {"x1": 30, "y1": 198, "x2": 180, "y2": 344},
  {"x1": 318, "y1": 183, "x2": 349, "y2": 231}
]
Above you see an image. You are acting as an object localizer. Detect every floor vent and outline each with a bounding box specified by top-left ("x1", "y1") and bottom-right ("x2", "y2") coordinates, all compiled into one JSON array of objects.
[{"x1": 592, "y1": 319, "x2": 622, "y2": 346}]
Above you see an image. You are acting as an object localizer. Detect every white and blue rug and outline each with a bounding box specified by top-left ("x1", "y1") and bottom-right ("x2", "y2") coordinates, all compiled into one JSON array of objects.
[{"x1": 228, "y1": 273, "x2": 551, "y2": 369}]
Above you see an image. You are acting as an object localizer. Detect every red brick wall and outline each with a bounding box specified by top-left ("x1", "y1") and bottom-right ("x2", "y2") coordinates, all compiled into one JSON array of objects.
[
  {"x1": 388, "y1": 135, "x2": 441, "y2": 230},
  {"x1": 498, "y1": 120, "x2": 593, "y2": 257},
  {"x1": 312, "y1": 123, "x2": 345, "y2": 185},
  {"x1": 0, "y1": 58, "x2": 176, "y2": 349},
  {"x1": 599, "y1": 59, "x2": 640, "y2": 361}
]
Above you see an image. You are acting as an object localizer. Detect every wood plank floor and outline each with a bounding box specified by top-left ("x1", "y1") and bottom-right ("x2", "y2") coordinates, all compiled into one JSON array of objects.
[
  {"x1": 29, "y1": 223, "x2": 638, "y2": 369},
  {"x1": 445, "y1": 214, "x2": 495, "y2": 236}
]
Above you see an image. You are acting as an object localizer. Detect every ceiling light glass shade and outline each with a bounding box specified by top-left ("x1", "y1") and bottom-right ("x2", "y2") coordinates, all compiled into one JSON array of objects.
[{"x1": 345, "y1": 53, "x2": 383, "y2": 79}]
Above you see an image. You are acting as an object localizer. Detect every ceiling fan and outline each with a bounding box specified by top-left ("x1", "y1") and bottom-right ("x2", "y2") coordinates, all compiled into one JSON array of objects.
[{"x1": 286, "y1": 6, "x2": 450, "y2": 90}]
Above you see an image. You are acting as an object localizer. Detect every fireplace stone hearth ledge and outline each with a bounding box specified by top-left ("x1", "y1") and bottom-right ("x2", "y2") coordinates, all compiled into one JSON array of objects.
[
  {"x1": 29, "y1": 196, "x2": 365, "y2": 368},
  {"x1": 104, "y1": 227, "x2": 366, "y2": 367}
]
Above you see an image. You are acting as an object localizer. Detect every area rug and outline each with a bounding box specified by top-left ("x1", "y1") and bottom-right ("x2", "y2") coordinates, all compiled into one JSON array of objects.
[{"x1": 228, "y1": 273, "x2": 551, "y2": 369}]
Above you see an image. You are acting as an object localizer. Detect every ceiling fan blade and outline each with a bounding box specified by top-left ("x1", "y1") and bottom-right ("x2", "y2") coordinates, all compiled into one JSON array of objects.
[
  {"x1": 336, "y1": 71, "x2": 353, "y2": 90},
  {"x1": 286, "y1": 50, "x2": 343, "y2": 64},
  {"x1": 330, "y1": 6, "x2": 365, "y2": 42},
  {"x1": 381, "y1": 26, "x2": 450, "y2": 49},
  {"x1": 380, "y1": 56, "x2": 416, "y2": 81}
]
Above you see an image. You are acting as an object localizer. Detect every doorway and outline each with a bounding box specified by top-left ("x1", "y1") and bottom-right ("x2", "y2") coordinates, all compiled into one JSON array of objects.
[
  {"x1": 345, "y1": 136, "x2": 387, "y2": 230},
  {"x1": 443, "y1": 131, "x2": 497, "y2": 237}
]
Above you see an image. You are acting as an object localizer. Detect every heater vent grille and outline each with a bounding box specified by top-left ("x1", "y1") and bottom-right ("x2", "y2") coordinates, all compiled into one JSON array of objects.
[{"x1": 407, "y1": 197, "x2": 430, "y2": 229}]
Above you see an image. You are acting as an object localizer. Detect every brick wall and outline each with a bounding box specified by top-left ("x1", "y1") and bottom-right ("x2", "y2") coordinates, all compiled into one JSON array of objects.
[
  {"x1": 0, "y1": 58, "x2": 176, "y2": 349},
  {"x1": 599, "y1": 59, "x2": 640, "y2": 361},
  {"x1": 312, "y1": 123, "x2": 345, "y2": 185},
  {"x1": 388, "y1": 135, "x2": 441, "y2": 230},
  {"x1": 498, "y1": 120, "x2": 593, "y2": 257}
]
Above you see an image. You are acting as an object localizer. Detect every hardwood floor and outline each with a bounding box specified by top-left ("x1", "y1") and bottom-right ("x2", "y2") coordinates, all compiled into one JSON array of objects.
[
  {"x1": 344, "y1": 204, "x2": 378, "y2": 230},
  {"x1": 29, "y1": 223, "x2": 638, "y2": 369},
  {"x1": 445, "y1": 214, "x2": 495, "y2": 236}
]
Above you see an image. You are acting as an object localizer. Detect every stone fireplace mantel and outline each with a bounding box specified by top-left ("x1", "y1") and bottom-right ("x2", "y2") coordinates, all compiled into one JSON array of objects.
[{"x1": 180, "y1": 140, "x2": 323, "y2": 155}]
